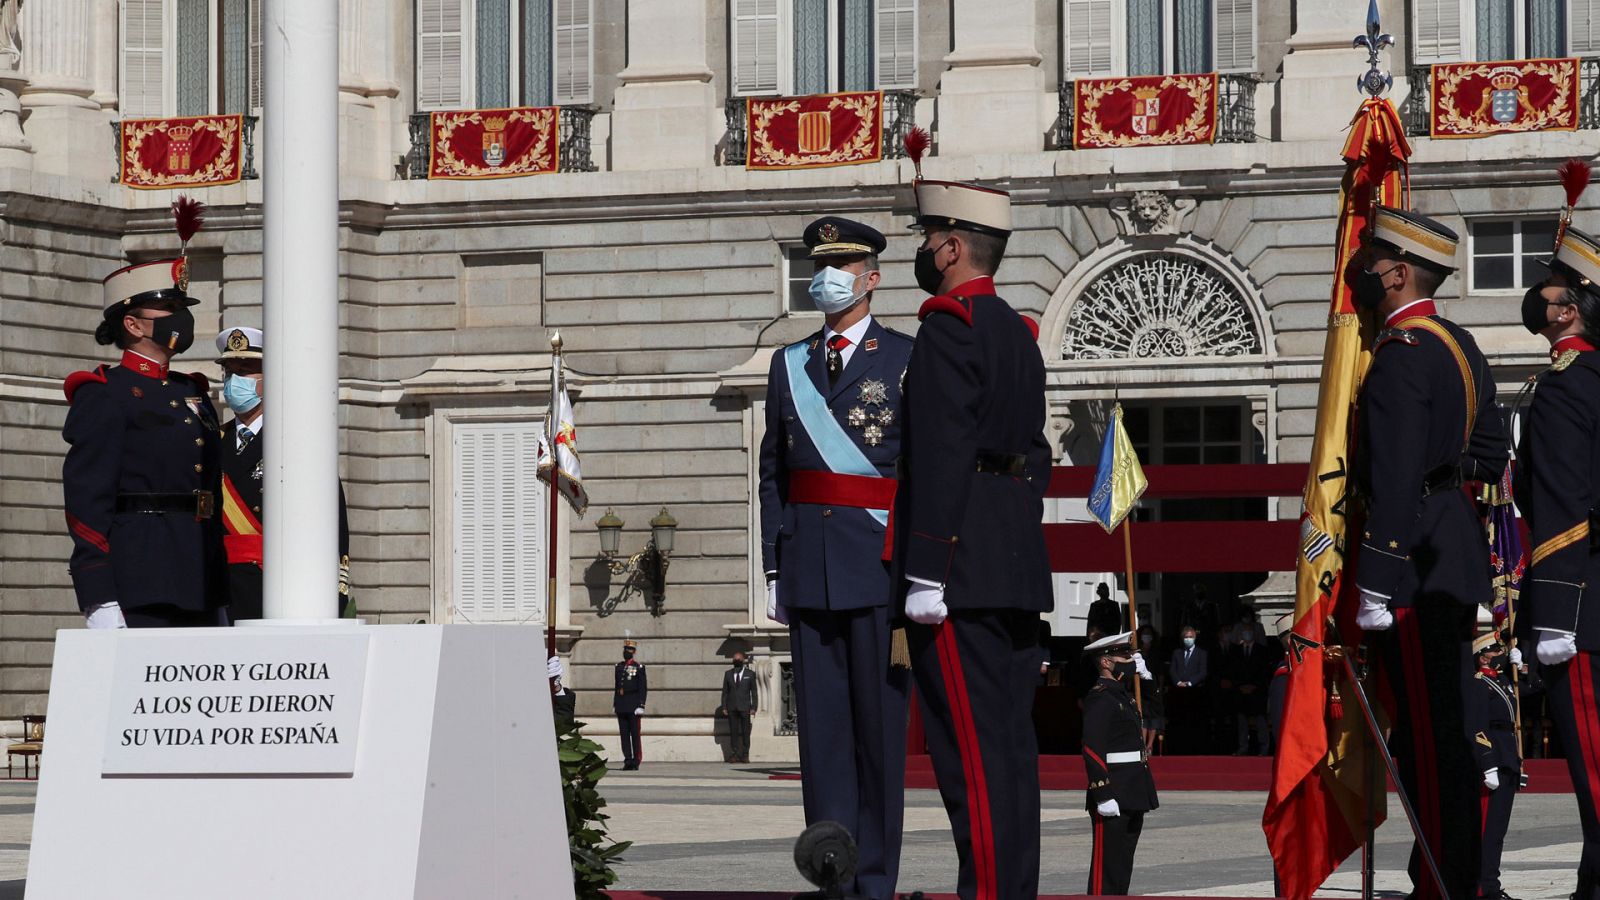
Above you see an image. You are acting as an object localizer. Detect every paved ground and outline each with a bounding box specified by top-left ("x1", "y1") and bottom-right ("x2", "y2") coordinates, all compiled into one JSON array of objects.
[{"x1": 0, "y1": 764, "x2": 1581, "y2": 898}]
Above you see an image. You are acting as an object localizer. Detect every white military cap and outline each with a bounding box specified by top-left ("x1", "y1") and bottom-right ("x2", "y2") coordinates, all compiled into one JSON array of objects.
[
  {"x1": 215, "y1": 326, "x2": 264, "y2": 361},
  {"x1": 101, "y1": 258, "x2": 197, "y2": 316},
  {"x1": 1369, "y1": 206, "x2": 1459, "y2": 271},
  {"x1": 1552, "y1": 225, "x2": 1600, "y2": 287},
  {"x1": 1085, "y1": 631, "x2": 1135, "y2": 655},
  {"x1": 913, "y1": 180, "x2": 1013, "y2": 238},
  {"x1": 1472, "y1": 631, "x2": 1502, "y2": 655}
]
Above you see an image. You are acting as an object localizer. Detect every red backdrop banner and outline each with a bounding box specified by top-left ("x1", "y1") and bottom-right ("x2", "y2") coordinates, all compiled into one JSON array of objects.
[
  {"x1": 1073, "y1": 73, "x2": 1218, "y2": 149},
  {"x1": 1430, "y1": 57, "x2": 1579, "y2": 138},
  {"x1": 747, "y1": 91, "x2": 883, "y2": 170},
  {"x1": 428, "y1": 107, "x2": 560, "y2": 179},
  {"x1": 119, "y1": 115, "x2": 244, "y2": 190}
]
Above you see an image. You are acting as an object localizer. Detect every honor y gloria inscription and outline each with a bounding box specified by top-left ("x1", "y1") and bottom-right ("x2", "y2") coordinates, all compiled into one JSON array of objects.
[{"x1": 102, "y1": 633, "x2": 370, "y2": 775}]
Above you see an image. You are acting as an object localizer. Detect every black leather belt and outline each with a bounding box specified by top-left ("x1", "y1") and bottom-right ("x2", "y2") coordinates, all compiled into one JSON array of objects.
[
  {"x1": 975, "y1": 450, "x2": 1027, "y2": 476},
  {"x1": 116, "y1": 491, "x2": 215, "y2": 520},
  {"x1": 1420, "y1": 464, "x2": 1463, "y2": 498}
]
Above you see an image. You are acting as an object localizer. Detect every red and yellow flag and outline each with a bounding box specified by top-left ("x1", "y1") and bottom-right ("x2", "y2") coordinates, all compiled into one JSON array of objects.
[{"x1": 1261, "y1": 97, "x2": 1410, "y2": 900}]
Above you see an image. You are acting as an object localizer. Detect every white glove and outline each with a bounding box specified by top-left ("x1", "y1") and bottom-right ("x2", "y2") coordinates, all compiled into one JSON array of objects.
[
  {"x1": 1096, "y1": 798, "x2": 1121, "y2": 818},
  {"x1": 1510, "y1": 647, "x2": 1524, "y2": 668},
  {"x1": 1537, "y1": 629, "x2": 1579, "y2": 665},
  {"x1": 766, "y1": 579, "x2": 789, "y2": 626},
  {"x1": 905, "y1": 580, "x2": 949, "y2": 625},
  {"x1": 633, "y1": 707, "x2": 645, "y2": 716},
  {"x1": 547, "y1": 656, "x2": 564, "y2": 680},
  {"x1": 1356, "y1": 590, "x2": 1393, "y2": 632},
  {"x1": 1133, "y1": 651, "x2": 1153, "y2": 680},
  {"x1": 1484, "y1": 768, "x2": 1501, "y2": 791},
  {"x1": 85, "y1": 601, "x2": 127, "y2": 630}
]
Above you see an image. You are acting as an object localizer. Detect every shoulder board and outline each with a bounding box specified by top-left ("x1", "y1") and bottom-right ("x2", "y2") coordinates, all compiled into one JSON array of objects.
[
  {"x1": 1090, "y1": 683, "x2": 1107, "y2": 693},
  {"x1": 1019, "y1": 314, "x2": 1040, "y2": 340},
  {"x1": 1374, "y1": 326, "x2": 1419, "y2": 350},
  {"x1": 1553, "y1": 349, "x2": 1582, "y2": 372},
  {"x1": 918, "y1": 295, "x2": 973, "y2": 327},
  {"x1": 881, "y1": 326, "x2": 915, "y2": 343},
  {"x1": 174, "y1": 370, "x2": 211, "y2": 394},
  {"x1": 63, "y1": 366, "x2": 110, "y2": 403}
]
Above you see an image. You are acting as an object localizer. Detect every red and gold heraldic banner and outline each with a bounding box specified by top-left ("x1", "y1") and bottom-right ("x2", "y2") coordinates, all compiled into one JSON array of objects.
[
  {"x1": 119, "y1": 115, "x2": 244, "y2": 190},
  {"x1": 428, "y1": 106, "x2": 559, "y2": 179},
  {"x1": 1430, "y1": 57, "x2": 1578, "y2": 138},
  {"x1": 1073, "y1": 73, "x2": 1218, "y2": 149},
  {"x1": 747, "y1": 91, "x2": 883, "y2": 170}
]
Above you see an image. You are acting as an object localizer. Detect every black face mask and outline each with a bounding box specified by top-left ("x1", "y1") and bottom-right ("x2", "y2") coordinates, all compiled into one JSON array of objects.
[
  {"x1": 140, "y1": 306, "x2": 195, "y2": 354},
  {"x1": 623, "y1": 649, "x2": 635, "y2": 660},
  {"x1": 1112, "y1": 661, "x2": 1136, "y2": 680},
  {"x1": 1522, "y1": 283, "x2": 1555, "y2": 334},
  {"x1": 914, "y1": 241, "x2": 949, "y2": 295},
  {"x1": 1352, "y1": 268, "x2": 1390, "y2": 311},
  {"x1": 733, "y1": 660, "x2": 745, "y2": 669}
]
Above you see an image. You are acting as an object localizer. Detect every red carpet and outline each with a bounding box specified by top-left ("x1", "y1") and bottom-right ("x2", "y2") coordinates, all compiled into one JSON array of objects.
[{"x1": 609, "y1": 894, "x2": 1236, "y2": 899}]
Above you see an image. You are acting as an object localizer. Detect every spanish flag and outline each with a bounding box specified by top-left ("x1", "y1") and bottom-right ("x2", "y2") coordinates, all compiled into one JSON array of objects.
[
  {"x1": 536, "y1": 354, "x2": 589, "y2": 516},
  {"x1": 1261, "y1": 96, "x2": 1409, "y2": 900},
  {"x1": 1087, "y1": 403, "x2": 1147, "y2": 534}
]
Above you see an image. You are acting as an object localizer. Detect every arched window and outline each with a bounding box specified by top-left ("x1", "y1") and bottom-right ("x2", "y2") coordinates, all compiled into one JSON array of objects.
[{"x1": 1061, "y1": 251, "x2": 1263, "y2": 360}]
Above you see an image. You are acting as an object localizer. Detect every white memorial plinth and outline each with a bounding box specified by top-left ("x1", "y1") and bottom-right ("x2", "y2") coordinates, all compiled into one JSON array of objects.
[{"x1": 26, "y1": 624, "x2": 573, "y2": 900}]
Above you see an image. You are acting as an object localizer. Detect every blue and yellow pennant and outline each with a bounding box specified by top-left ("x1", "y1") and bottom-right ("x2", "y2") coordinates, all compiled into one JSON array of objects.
[{"x1": 1088, "y1": 404, "x2": 1147, "y2": 534}]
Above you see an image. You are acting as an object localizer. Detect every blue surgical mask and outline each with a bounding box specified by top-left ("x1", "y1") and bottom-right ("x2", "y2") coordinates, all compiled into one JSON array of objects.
[
  {"x1": 1182, "y1": 637, "x2": 1196, "y2": 648},
  {"x1": 224, "y1": 373, "x2": 262, "y2": 415},
  {"x1": 807, "y1": 266, "x2": 866, "y2": 314}
]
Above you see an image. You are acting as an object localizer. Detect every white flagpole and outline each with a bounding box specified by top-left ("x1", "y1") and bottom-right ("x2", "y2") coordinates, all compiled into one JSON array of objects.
[{"x1": 546, "y1": 333, "x2": 562, "y2": 663}]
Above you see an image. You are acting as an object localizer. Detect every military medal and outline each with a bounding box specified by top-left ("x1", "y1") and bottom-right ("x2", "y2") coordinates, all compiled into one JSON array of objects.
[
  {"x1": 858, "y1": 379, "x2": 888, "y2": 407},
  {"x1": 876, "y1": 408, "x2": 894, "y2": 427},
  {"x1": 848, "y1": 407, "x2": 868, "y2": 428},
  {"x1": 863, "y1": 424, "x2": 884, "y2": 447},
  {"x1": 253, "y1": 459, "x2": 264, "y2": 481}
]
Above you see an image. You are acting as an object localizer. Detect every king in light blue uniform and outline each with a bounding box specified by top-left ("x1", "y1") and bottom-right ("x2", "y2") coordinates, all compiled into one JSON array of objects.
[{"x1": 757, "y1": 216, "x2": 912, "y2": 900}]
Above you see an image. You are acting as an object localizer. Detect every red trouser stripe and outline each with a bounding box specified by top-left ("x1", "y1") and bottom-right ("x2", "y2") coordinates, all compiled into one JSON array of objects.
[
  {"x1": 1479, "y1": 788, "x2": 1489, "y2": 838},
  {"x1": 1397, "y1": 609, "x2": 1443, "y2": 900},
  {"x1": 935, "y1": 621, "x2": 997, "y2": 900},
  {"x1": 1092, "y1": 816, "x2": 1104, "y2": 894},
  {"x1": 1572, "y1": 654, "x2": 1600, "y2": 824}
]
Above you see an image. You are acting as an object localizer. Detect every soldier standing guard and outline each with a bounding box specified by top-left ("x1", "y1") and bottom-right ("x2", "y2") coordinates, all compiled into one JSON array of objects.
[
  {"x1": 214, "y1": 326, "x2": 352, "y2": 621},
  {"x1": 614, "y1": 638, "x2": 648, "y2": 770},
  {"x1": 893, "y1": 177, "x2": 1054, "y2": 900},
  {"x1": 62, "y1": 199, "x2": 230, "y2": 628},
  {"x1": 1350, "y1": 206, "x2": 1508, "y2": 900},
  {"x1": 757, "y1": 216, "x2": 912, "y2": 900},
  {"x1": 1514, "y1": 212, "x2": 1600, "y2": 900},
  {"x1": 1467, "y1": 631, "x2": 1522, "y2": 900},
  {"x1": 1081, "y1": 632, "x2": 1159, "y2": 896}
]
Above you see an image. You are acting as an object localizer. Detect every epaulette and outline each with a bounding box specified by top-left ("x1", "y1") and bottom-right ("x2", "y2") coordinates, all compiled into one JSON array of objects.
[
  {"x1": 175, "y1": 370, "x2": 211, "y2": 394},
  {"x1": 918, "y1": 294, "x2": 973, "y2": 327},
  {"x1": 882, "y1": 326, "x2": 915, "y2": 343},
  {"x1": 1374, "y1": 326, "x2": 1419, "y2": 350},
  {"x1": 1019, "y1": 314, "x2": 1040, "y2": 340},
  {"x1": 1552, "y1": 349, "x2": 1582, "y2": 372},
  {"x1": 63, "y1": 366, "x2": 110, "y2": 403}
]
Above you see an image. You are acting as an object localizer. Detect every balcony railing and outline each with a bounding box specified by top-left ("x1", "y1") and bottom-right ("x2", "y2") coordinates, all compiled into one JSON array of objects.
[
  {"x1": 1051, "y1": 73, "x2": 1260, "y2": 149},
  {"x1": 110, "y1": 115, "x2": 259, "y2": 183},
  {"x1": 402, "y1": 105, "x2": 598, "y2": 179},
  {"x1": 1404, "y1": 57, "x2": 1600, "y2": 136},
  {"x1": 718, "y1": 89, "x2": 920, "y2": 166}
]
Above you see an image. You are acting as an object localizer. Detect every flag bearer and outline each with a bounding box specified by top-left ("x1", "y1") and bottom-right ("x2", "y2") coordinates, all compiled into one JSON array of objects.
[{"x1": 1081, "y1": 632, "x2": 1159, "y2": 896}]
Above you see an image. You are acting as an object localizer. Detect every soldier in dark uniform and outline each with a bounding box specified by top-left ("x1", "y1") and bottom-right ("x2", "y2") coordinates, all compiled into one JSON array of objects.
[
  {"x1": 614, "y1": 639, "x2": 648, "y2": 770},
  {"x1": 1466, "y1": 631, "x2": 1522, "y2": 900},
  {"x1": 1514, "y1": 221, "x2": 1600, "y2": 900},
  {"x1": 757, "y1": 216, "x2": 912, "y2": 900},
  {"x1": 892, "y1": 178, "x2": 1054, "y2": 900},
  {"x1": 214, "y1": 326, "x2": 352, "y2": 621},
  {"x1": 63, "y1": 244, "x2": 229, "y2": 627},
  {"x1": 1349, "y1": 206, "x2": 1508, "y2": 900},
  {"x1": 549, "y1": 655, "x2": 577, "y2": 728},
  {"x1": 1081, "y1": 632, "x2": 1158, "y2": 896}
]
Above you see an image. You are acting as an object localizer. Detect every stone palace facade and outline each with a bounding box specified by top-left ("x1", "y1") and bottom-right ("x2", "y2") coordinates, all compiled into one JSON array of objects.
[{"x1": 0, "y1": 0, "x2": 1593, "y2": 760}]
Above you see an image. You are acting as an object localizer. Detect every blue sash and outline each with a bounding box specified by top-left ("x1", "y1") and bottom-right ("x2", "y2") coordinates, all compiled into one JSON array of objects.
[{"x1": 782, "y1": 342, "x2": 890, "y2": 526}]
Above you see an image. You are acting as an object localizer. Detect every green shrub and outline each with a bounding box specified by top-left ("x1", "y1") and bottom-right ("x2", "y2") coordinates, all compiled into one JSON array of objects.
[{"x1": 558, "y1": 717, "x2": 631, "y2": 899}]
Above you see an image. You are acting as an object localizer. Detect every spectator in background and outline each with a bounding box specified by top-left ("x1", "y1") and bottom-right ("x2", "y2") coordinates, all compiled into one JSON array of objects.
[
  {"x1": 1167, "y1": 626, "x2": 1208, "y2": 754},
  {"x1": 1268, "y1": 616, "x2": 1293, "y2": 753},
  {"x1": 1137, "y1": 624, "x2": 1165, "y2": 754},
  {"x1": 1228, "y1": 629, "x2": 1274, "y2": 755},
  {"x1": 1181, "y1": 584, "x2": 1219, "y2": 645},
  {"x1": 1088, "y1": 582, "x2": 1124, "y2": 636},
  {"x1": 718, "y1": 649, "x2": 759, "y2": 764},
  {"x1": 1233, "y1": 606, "x2": 1267, "y2": 647}
]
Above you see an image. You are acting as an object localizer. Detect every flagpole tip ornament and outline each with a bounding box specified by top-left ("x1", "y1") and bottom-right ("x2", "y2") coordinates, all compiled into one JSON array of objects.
[
  {"x1": 1352, "y1": 0, "x2": 1395, "y2": 98},
  {"x1": 550, "y1": 331, "x2": 563, "y2": 352}
]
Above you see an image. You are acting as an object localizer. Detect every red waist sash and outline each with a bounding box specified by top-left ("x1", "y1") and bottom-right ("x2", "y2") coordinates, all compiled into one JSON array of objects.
[{"x1": 787, "y1": 470, "x2": 898, "y2": 561}]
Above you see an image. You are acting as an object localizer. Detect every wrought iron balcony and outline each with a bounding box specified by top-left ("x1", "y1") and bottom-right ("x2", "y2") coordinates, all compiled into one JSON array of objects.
[
  {"x1": 110, "y1": 115, "x2": 259, "y2": 183},
  {"x1": 718, "y1": 89, "x2": 920, "y2": 166},
  {"x1": 401, "y1": 105, "x2": 599, "y2": 179},
  {"x1": 1403, "y1": 58, "x2": 1600, "y2": 136},
  {"x1": 1051, "y1": 73, "x2": 1260, "y2": 149}
]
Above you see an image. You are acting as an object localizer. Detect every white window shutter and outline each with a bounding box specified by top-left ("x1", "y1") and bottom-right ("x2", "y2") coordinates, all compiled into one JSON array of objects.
[
  {"x1": 248, "y1": 0, "x2": 263, "y2": 111},
  {"x1": 452, "y1": 422, "x2": 546, "y2": 625},
  {"x1": 1572, "y1": 0, "x2": 1600, "y2": 54},
  {"x1": 731, "y1": 0, "x2": 780, "y2": 95},
  {"x1": 120, "y1": 0, "x2": 168, "y2": 117},
  {"x1": 553, "y1": 0, "x2": 593, "y2": 104},
  {"x1": 1412, "y1": 0, "x2": 1464, "y2": 63},
  {"x1": 417, "y1": 0, "x2": 466, "y2": 110},
  {"x1": 1063, "y1": 0, "x2": 1114, "y2": 78},
  {"x1": 1213, "y1": 0, "x2": 1255, "y2": 72},
  {"x1": 875, "y1": 0, "x2": 917, "y2": 89}
]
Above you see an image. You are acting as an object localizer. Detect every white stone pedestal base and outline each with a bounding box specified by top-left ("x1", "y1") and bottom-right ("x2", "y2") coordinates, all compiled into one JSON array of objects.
[{"x1": 26, "y1": 624, "x2": 573, "y2": 900}]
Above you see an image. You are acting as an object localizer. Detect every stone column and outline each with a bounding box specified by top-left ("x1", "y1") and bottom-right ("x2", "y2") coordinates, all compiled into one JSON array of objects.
[
  {"x1": 88, "y1": 0, "x2": 117, "y2": 109},
  {"x1": 19, "y1": 0, "x2": 107, "y2": 178},
  {"x1": 610, "y1": 0, "x2": 715, "y2": 171},
  {"x1": 1279, "y1": 0, "x2": 1384, "y2": 142},
  {"x1": 935, "y1": 0, "x2": 1046, "y2": 158},
  {"x1": 0, "y1": 0, "x2": 31, "y2": 167}
]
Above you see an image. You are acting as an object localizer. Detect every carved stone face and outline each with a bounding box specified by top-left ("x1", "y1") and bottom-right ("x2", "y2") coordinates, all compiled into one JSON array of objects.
[{"x1": 1132, "y1": 191, "x2": 1171, "y2": 226}]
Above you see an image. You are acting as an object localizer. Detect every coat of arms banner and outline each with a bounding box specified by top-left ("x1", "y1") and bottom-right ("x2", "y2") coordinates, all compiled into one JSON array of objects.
[
  {"x1": 118, "y1": 115, "x2": 244, "y2": 190},
  {"x1": 746, "y1": 91, "x2": 884, "y2": 170},
  {"x1": 1072, "y1": 74, "x2": 1218, "y2": 149},
  {"x1": 427, "y1": 107, "x2": 560, "y2": 179},
  {"x1": 1429, "y1": 58, "x2": 1579, "y2": 138}
]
